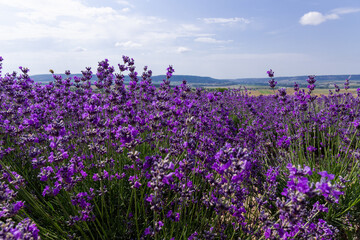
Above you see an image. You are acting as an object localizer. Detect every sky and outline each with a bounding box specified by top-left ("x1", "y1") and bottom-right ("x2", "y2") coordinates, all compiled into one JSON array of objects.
[{"x1": 0, "y1": 0, "x2": 359, "y2": 79}]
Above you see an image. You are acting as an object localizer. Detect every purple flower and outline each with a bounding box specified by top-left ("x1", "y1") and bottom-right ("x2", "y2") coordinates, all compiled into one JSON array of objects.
[
  {"x1": 157, "y1": 220, "x2": 164, "y2": 230},
  {"x1": 134, "y1": 181, "x2": 141, "y2": 189},
  {"x1": 267, "y1": 69, "x2": 274, "y2": 78},
  {"x1": 42, "y1": 185, "x2": 51, "y2": 197},
  {"x1": 61, "y1": 151, "x2": 69, "y2": 160},
  {"x1": 294, "y1": 82, "x2": 299, "y2": 91},
  {"x1": 168, "y1": 162, "x2": 175, "y2": 170},
  {"x1": 103, "y1": 170, "x2": 109, "y2": 179},
  {"x1": 50, "y1": 141, "x2": 56, "y2": 149},
  {"x1": 278, "y1": 88, "x2": 287, "y2": 97},
  {"x1": 276, "y1": 136, "x2": 290, "y2": 149},
  {"x1": 80, "y1": 170, "x2": 88, "y2": 178},
  {"x1": 0, "y1": 218, "x2": 40, "y2": 240},
  {"x1": 307, "y1": 75, "x2": 316, "y2": 84},
  {"x1": 188, "y1": 231, "x2": 198, "y2": 240},
  {"x1": 207, "y1": 93, "x2": 215, "y2": 102},
  {"x1": 295, "y1": 177, "x2": 311, "y2": 193},
  {"x1": 268, "y1": 79, "x2": 277, "y2": 89},
  {"x1": 166, "y1": 65, "x2": 175, "y2": 79},
  {"x1": 162, "y1": 172, "x2": 174, "y2": 185},
  {"x1": 307, "y1": 145, "x2": 317, "y2": 153},
  {"x1": 38, "y1": 166, "x2": 54, "y2": 181},
  {"x1": 315, "y1": 182, "x2": 332, "y2": 198},
  {"x1": 92, "y1": 173, "x2": 100, "y2": 181},
  {"x1": 286, "y1": 163, "x2": 312, "y2": 178},
  {"x1": 352, "y1": 119, "x2": 360, "y2": 129},
  {"x1": 344, "y1": 76, "x2": 350, "y2": 90},
  {"x1": 13, "y1": 201, "x2": 25, "y2": 212},
  {"x1": 318, "y1": 171, "x2": 335, "y2": 180},
  {"x1": 219, "y1": 160, "x2": 231, "y2": 172},
  {"x1": 307, "y1": 84, "x2": 316, "y2": 91},
  {"x1": 166, "y1": 210, "x2": 173, "y2": 218},
  {"x1": 175, "y1": 212, "x2": 180, "y2": 222},
  {"x1": 315, "y1": 171, "x2": 343, "y2": 202},
  {"x1": 145, "y1": 194, "x2": 154, "y2": 203},
  {"x1": 144, "y1": 227, "x2": 152, "y2": 236}
]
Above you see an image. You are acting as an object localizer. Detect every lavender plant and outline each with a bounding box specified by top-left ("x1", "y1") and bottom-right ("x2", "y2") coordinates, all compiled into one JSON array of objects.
[{"x1": 0, "y1": 57, "x2": 360, "y2": 239}]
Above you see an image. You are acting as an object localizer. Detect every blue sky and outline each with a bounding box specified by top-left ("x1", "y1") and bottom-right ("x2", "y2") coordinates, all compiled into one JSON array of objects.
[{"x1": 0, "y1": 0, "x2": 359, "y2": 78}]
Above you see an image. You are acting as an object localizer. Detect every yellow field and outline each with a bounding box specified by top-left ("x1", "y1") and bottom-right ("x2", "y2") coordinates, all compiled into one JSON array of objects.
[{"x1": 205, "y1": 85, "x2": 359, "y2": 96}]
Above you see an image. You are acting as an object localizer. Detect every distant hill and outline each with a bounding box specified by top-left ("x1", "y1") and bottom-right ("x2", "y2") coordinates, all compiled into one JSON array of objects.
[
  {"x1": 30, "y1": 74, "x2": 360, "y2": 88},
  {"x1": 232, "y1": 75, "x2": 360, "y2": 88},
  {"x1": 30, "y1": 74, "x2": 235, "y2": 88}
]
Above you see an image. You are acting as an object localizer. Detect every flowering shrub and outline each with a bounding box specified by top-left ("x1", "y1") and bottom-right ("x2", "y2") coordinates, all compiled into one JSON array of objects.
[{"x1": 0, "y1": 56, "x2": 360, "y2": 239}]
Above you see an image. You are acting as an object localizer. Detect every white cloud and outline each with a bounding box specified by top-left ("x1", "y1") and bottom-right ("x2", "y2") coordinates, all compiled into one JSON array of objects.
[
  {"x1": 115, "y1": 41, "x2": 142, "y2": 49},
  {"x1": 116, "y1": 0, "x2": 135, "y2": 8},
  {"x1": 1, "y1": 0, "x2": 301, "y2": 79},
  {"x1": 300, "y1": 7, "x2": 360, "y2": 26},
  {"x1": 332, "y1": 7, "x2": 360, "y2": 15},
  {"x1": 0, "y1": 0, "x2": 217, "y2": 57},
  {"x1": 176, "y1": 47, "x2": 191, "y2": 53},
  {"x1": 0, "y1": 0, "x2": 116, "y2": 22},
  {"x1": 299, "y1": 11, "x2": 338, "y2": 25},
  {"x1": 122, "y1": 7, "x2": 130, "y2": 13},
  {"x1": 73, "y1": 47, "x2": 87, "y2": 52},
  {"x1": 179, "y1": 24, "x2": 201, "y2": 32},
  {"x1": 194, "y1": 37, "x2": 232, "y2": 44},
  {"x1": 201, "y1": 17, "x2": 250, "y2": 24},
  {"x1": 0, "y1": 0, "x2": 167, "y2": 42}
]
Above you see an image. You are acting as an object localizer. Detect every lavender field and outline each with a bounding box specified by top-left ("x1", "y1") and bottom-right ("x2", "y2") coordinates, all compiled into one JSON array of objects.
[{"x1": 1, "y1": 56, "x2": 360, "y2": 239}]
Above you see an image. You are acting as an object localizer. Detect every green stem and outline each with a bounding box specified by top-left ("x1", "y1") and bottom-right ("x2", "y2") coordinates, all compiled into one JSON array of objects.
[{"x1": 134, "y1": 188, "x2": 141, "y2": 240}]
